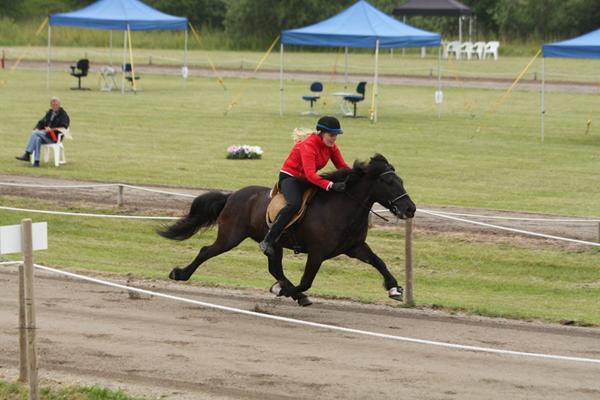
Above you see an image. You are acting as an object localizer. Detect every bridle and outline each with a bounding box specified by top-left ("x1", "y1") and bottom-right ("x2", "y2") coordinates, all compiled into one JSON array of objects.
[
  {"x1": 343, "y1": 169, "x2": 411, "y2": 222},
  {"x1": 378, "y1": 170, "x2": 410, "y2": 215}
]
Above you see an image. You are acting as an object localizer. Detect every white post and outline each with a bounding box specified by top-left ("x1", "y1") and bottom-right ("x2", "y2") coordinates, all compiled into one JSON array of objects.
[
  {"x1": 121, "y1": 29, "x2": 127, "y2": 95},
  {"x1": 279, "y1": 43, "x2": 284, "y2": 116},
  {"x1": 459, "y1": 17, "x2": 463, "y2": 43},
  {"x1": 21, "y1": 219, "x2": 39, "y2": 400},
  {"x1": 109, "y1": 31, "x2": 113, "y2": 66},
  {"x1": 46, "y1": 25, "x2": 51, "y2": 91},
  {"x1": 541, "y1": 56, "x2": 545, "y2": 144},
  {"x1": 373, "y1": 40, "x2": 380, "y2": 123},
  {"x1": 344, "y1": 47, "x2": 348, "y2": 89}
]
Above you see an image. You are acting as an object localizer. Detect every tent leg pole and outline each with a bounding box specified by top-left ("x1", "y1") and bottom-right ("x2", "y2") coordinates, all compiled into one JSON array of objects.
[
  {"x1": 541, "y1": 57, "x2": 545, "y2": 144},
  {"x1": 47, "y1": 25, "x2": 51, "y2": 91},
  {"x1": 459, "y1": 17, "x2": 462, "y2": 43},
  {"x1": 279, "y1": 43, "x2": 284, "y2": 116},
  {"x1": 122, "y1": 30, "x2": 126, "y2": 95},
  {"x1": 109, "y1": 30, "x2": 113, "y2": 66},
  {"x1": 468, "y1": 17, "x2": 472, "y2": 42},
  {"x1": 402, "y1": 17, "x2": 406, "y2": 56},
  {"x1": 437, "y1": 46, "x2": 442, "y2": 118},
  {"x1": 344, "y1": 47, "x2": 348, "y2": 89},
  {"x1": 373, "y1": 40, "x2": 380, "y2": 123},
  {"x1": 183, "y1": 29, "x2": 188, "y2": 84}
]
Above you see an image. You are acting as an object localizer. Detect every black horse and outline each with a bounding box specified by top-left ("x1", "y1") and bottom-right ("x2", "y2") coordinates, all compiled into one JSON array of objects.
[{"x1": 159, "y1": 154, "x2": 416, "y2": 306}]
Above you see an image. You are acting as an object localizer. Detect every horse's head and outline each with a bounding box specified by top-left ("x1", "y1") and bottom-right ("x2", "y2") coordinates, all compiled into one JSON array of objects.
[{"x1": 366, "y1": 154, "x2": 416, "y2": 219}]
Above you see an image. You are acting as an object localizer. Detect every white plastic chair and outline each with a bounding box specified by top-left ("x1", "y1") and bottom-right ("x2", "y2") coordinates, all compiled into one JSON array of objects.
[
  {"x1": 472, "y1": 42, "x2": 486, "y2": 60},
  {"x1": 99, "y1": 66, "x2": 117, "y2": 91},
  {"x1": 483, "y1": 41, "x2": 500, "y2": 60},
  {"x1": 459, "y1": 42, "x2": 474, "y2": 60},
  {"x1": 31, "y1": 128, "x2": 71, "y2": 167},
  {"x1": 443, "y1": 41, "x2": 461, "y2": 59}
]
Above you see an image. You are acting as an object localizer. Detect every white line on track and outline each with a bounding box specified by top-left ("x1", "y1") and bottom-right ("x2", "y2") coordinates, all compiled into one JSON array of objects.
[{"x1": 2, "y1": 262, "x2": 597, "y2": 366}]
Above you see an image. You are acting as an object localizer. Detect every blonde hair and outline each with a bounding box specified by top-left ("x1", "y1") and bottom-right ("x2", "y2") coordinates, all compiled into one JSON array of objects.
[
  {"x1": 292, "y1": 128, "x2": 313, "y2": 143},
  {"x1": 50, "y1": 96, "x2": 60, "y2": 104}
]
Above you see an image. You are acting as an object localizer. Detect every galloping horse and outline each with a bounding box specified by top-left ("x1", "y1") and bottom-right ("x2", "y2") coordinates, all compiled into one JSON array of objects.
[{"x1": 159, "y1": 154, "x2": 416, "y2": 306}]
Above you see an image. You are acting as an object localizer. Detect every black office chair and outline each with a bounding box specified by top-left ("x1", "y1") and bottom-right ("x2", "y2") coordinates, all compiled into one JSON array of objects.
[
  {"x1": 343, "y1": 81, "x2": 367, "y2": 117},
  {"x1": 123, "y1": 63, "x2": 140, "y2": 90},
  {"x1": 69, "y1": 59, "x2": 90, "y2": 90},
  {"x1": 301, "y1": 81, "x2": 323, "y2": 115}
]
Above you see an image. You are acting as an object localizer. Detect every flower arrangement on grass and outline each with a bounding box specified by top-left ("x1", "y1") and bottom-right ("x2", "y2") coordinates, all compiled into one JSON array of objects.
[{"x1": 226, "y1": 144, "x2": 263, "y2": 160}]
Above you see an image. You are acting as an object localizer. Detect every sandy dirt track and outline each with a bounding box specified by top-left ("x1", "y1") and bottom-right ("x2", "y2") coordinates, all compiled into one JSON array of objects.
[
  {"x1": 15, "y1": 59, "x2": 600, "y2": 93},
  {"x1": 1, "y1": 265, "x2": 600, "y2": 400}
]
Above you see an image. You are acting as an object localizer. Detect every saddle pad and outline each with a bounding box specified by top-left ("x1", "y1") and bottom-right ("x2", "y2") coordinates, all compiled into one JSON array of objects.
[{"x1": 266, "y1": 183, "x2": 316, "y2": 230}]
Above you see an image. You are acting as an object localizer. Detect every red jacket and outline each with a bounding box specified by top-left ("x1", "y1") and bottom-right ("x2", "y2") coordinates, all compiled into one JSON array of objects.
[{"x1": 280, "y1": 133, "x2": 349, "y2": 190}]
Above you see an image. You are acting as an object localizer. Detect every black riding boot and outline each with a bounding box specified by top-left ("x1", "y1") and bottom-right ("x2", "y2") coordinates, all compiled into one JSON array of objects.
[
  {"x1": 259, "y1": 214, "x2": 288, "y2": 257},
  {"x1": 16, "y1": 151, "x2": 31, "y2": 161}
]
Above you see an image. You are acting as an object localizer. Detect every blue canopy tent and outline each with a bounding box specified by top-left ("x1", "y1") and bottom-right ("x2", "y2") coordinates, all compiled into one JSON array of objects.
[
  {"x1": 47, "y1": 0, "x2": 188, "y2": 92},
  {"x1": 279, "y1": 0, "x2": 441, "y2": 121},
  {"x1": 540, "y1": 28, "x2": 600, "y2": 141}
]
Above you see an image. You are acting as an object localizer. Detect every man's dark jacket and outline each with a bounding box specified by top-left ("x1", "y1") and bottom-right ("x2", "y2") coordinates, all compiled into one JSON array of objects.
[{"x1": 35, "y1": 107, "x2": 70, "y2": 131}]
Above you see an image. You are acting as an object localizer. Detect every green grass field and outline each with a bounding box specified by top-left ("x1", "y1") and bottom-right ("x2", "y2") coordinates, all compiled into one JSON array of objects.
[
  {"x1": 0, "y1": 380, "x2": 143, "y2": 400},
  {"x1": 1, "y1": 59, "x2": 599, "y2": 325}
]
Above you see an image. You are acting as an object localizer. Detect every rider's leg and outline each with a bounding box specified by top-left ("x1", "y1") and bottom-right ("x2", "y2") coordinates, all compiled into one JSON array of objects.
[{"x1": 259, "y1": 176, "x2": 307, "y2": 256}]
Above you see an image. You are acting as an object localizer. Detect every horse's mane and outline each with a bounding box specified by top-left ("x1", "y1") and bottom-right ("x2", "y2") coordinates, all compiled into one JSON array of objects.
[{"x1": 320, "y1": 154, "x2": 392, "y2": 184}]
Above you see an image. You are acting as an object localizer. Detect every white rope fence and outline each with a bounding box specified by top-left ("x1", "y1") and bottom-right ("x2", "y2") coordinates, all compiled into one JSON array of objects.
[
  {"x1": 0, "y1": 261, "x2": 597, "y2": 366},
  {"x1": 2, "y1": 181, "x2": 599, "y2": 245},
  {"x1": 0, "y1": 206, "x2": 177, "y2": 220}
]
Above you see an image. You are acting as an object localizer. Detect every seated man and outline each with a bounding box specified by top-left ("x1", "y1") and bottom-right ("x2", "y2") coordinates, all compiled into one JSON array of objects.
[{"x1": 16, "y1": 97, "x2": 70, "y2": 167}]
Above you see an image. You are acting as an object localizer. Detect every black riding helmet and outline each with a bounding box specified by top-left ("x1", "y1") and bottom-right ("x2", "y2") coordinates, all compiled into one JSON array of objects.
[{"x1": 316, "y1": 116, "x2": 343, "y2": 135}]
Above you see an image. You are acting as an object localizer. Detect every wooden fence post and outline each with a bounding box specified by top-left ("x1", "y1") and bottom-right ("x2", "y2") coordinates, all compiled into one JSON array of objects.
[
  {"x1": 404, "y1": 218, "x2": 414, "y2": 307},
  {"x1": 21, "y1": 219, "x2": 39, "y2": 400},
  {"x1": 117, "y1": 185, "x2": 124, "y2": 207},
  {"x1": 18, "y1": 263, "x2": 27, "y2": 383}
]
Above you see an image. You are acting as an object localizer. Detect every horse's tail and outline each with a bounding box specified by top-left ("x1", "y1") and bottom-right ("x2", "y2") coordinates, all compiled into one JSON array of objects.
[{"x1": 158, "y1": 191, "x2": 231, "y2": 241}]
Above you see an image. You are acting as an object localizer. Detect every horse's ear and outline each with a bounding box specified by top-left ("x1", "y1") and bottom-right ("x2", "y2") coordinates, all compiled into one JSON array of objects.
[
  {"x1": 352, "y1": 159, "x2": 367, "y2": 172},
  {"x1": 370, "y1": 153, "x2": 388, "y2": 164}
]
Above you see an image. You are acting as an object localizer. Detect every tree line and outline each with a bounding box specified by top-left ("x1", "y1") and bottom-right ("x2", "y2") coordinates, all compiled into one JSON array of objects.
[{"x1": 2, "y1": 0, "x2": 600, "y2": 48}]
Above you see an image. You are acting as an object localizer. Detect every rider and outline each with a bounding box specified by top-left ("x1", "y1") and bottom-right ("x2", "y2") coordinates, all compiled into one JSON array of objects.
[{"x1": 259, "y1": 116, "x2": 350, "y2": 256}]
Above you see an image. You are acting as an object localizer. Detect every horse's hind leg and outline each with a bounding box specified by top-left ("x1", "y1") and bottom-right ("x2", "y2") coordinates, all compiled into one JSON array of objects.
[
  {"x1": 170, "y1": 223, "x2": 247, "y2": 281},
  {"x1": 267, "y1": 247, "x2": 312, "y2": 306}
]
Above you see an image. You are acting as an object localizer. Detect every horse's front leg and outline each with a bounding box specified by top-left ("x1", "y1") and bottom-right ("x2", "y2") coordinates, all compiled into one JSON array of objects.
[
  {"x1": 345, "y1": 242, "x2": 403, "y2": 301},
  {"x1": 267, "y1": 246, "x2": 312, "y2": 306}
]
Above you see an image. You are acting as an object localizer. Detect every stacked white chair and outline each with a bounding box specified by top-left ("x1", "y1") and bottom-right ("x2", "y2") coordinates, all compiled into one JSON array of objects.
[{"x1": 483, "y1": 41, "x2": 500, "y2": 60}]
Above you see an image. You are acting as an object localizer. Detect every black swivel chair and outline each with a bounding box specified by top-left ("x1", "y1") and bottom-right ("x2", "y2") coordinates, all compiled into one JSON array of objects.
[
  {"x1": 301, "y1": 81, "x2": 323, "y2": 115},
  {"x1": 69, "y1": 59, "x2": 90, "y2": 90},
  {"x1": 343, "y1": 81, "x2": 367, "y2": 117}
]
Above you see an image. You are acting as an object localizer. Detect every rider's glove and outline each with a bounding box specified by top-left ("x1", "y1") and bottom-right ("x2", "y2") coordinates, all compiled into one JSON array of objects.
[{"x1": 330, "y1": 182, "x2": 346, "y2": 192}]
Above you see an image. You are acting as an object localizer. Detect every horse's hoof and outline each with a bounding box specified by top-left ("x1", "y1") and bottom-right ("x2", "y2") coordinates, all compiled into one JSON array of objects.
[
  {"x1": 169, "y1": 268, "x2": 185, "y2": 281},
  {"x1": 270, "y1": 281, "x2": 283, "y2": 296},
  {"x1": 388, "y1": 286, "x2": 404, "y2": 301},
  {"x1": 297, "y1": 296, "x2": 313, "y2": 307}
]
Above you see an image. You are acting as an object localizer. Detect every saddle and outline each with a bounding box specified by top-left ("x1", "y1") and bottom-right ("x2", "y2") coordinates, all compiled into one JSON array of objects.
[{"x1": 266, "y1": 182, "x2": 316, "y2": 230}]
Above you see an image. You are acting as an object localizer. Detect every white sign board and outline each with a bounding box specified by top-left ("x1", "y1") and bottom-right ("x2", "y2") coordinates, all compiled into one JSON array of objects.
[{"x1": 0, "y1": 222, "x2": 48, "y2": 254}]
